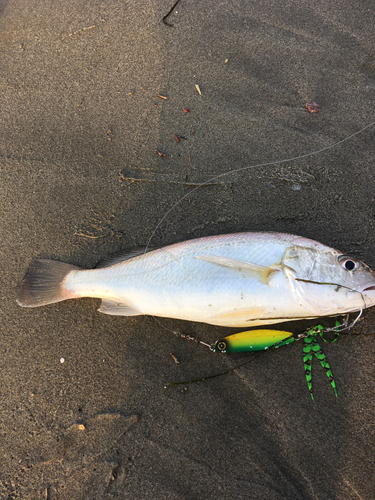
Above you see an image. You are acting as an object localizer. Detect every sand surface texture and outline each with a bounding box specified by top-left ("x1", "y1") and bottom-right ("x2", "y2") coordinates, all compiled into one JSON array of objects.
[{"x1": 1, "y1": 0, "x2": 375, "y2": 498}]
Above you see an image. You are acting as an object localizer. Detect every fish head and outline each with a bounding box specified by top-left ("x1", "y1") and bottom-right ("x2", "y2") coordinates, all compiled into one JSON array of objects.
[{"x1": 282, "y1": 243, "x2": 375, "y2": 316}]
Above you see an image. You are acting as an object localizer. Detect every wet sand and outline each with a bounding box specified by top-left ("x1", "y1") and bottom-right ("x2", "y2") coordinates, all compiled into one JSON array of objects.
[{"x1": 1, "y1": 0, "x2": 375, "y2": 498}]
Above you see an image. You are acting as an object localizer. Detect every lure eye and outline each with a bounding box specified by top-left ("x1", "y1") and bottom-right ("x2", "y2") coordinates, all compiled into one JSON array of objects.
[
  {"x1": 216, "y1": 341, "x2": 227, "y2": 351},
  {"x1": 338, "y1": 256, "x2": 359, "y2": 271}
]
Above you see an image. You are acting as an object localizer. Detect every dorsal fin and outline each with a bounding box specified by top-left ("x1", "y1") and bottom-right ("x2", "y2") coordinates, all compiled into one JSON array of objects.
[{"x1": 95, "y1": 247, "x2": 156, "y2": 269}]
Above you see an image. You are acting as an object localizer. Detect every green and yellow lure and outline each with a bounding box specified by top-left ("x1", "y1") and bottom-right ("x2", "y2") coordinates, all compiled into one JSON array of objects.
[
  {"x1": 212, "y1": 325, "x2": 338, "y2": 400},
  {"x1": 212, "y1": 329, "x2": 294, "y2": 353}
]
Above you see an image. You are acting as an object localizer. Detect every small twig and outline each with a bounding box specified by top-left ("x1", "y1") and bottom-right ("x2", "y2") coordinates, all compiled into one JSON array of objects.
[
  {"x1": 170, "y1": 353, "x2": 180, "y2": 364},
  {"x1": 69, "y1": 25, "x2": 97, "y2": 36},
  {"x1": 162, "y1": 0, "x2": 181, "y2": 26},
  {"x1": 74, "y1": 232, "x2": 110, "y2": 239}
]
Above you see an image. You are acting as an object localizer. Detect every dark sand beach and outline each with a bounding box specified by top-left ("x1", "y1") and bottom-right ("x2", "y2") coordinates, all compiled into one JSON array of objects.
[{"x1": 1, "y1": 1, "x2": 375, "y2": 498}]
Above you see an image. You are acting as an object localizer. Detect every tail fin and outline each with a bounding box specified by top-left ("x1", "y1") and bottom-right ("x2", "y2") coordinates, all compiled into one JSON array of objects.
[{"x1": 17, "y1": 259, "x2": 81, "y2": 307}]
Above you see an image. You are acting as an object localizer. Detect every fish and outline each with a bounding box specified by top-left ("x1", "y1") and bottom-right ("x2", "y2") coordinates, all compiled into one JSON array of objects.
[{"x1": 16, "y1": 232, "x2": 375, "y2": 328}]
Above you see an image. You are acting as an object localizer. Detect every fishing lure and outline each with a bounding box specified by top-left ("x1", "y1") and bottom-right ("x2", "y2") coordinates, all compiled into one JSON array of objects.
[
  {"x1": 211, "y1": 329, "x2": 294, "y2": 353},
  {"x1": 171, "y1": 314, "x2": 361, "y2": 397},
  {"x1": 211, "y1": 325, "x2": 339, "y2": 400}
]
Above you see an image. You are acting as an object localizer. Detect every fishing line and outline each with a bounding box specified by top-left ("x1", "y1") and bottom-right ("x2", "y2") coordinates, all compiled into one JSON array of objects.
[
  {"x1": 148, "y1": 312, "x2": 212, "y2": 346},
  {"x1": 294, "y1": 279, "x2": 368, "y2": 325},
  {"x1": 145, "y1": 119, "x2": 375, "y2": 252},
  {"x1": 165, "y1": 353, "x2": 264, "y2": 387}
]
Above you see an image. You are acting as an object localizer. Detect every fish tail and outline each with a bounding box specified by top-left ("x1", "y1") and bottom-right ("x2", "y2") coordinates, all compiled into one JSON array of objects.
[{"x1": 17, "y1": 259, "x2": 81, "y2": 307}]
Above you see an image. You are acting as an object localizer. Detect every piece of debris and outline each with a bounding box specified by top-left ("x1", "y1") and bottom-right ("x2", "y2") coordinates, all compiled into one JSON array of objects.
[
  {"x1": 183, "y1": 108, "x2": 189, "y2": 113},
  {"x1": 306, "y1": 101, "x2": 321, "y2": 113},
  {"x1": 157, "y1": 94, "x2": 168, "y2": 100},
  {"x1": 68, "y1": 25, "x2": 97, "y2": 37},
  {"x1": 225, "y1": 59, "x2": 229, "y2": 63},
  {"x1": 155, "y1": 150, "x2": 166, "y2": 158},
  {"x1": 195, "y1": 84, "x2": 202, "y2": 96},
  {"x1": 170, "y1": 353, "x2": 180, "y2": 364},
  {"x1": 174, "y1": 134, "x2": 180, "y2": 143},
  {"x1": 74, "y1": 232, "x2": 109, "y2": 239},
  {"x1": 162, "y1": 0, "x2": 181, "y2": 27}
]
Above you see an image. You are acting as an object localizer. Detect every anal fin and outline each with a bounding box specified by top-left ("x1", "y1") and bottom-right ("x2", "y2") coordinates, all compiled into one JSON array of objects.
[{"x1": 98, "y1": 299, "x2": 142, "y2": 316}]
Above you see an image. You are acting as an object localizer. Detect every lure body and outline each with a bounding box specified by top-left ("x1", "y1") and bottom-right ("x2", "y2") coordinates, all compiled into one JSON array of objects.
[
  {"x1": 212, "y1": 329, "x2": 294, "y2": 352},
  {"x1": 17, "y1": 232, "x2": 375, "y2": 328}
]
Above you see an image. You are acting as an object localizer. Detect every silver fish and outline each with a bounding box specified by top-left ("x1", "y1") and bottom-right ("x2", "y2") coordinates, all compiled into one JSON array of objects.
[{"x1": 17, "y1": 232, "x2": 375, "y2": 328}]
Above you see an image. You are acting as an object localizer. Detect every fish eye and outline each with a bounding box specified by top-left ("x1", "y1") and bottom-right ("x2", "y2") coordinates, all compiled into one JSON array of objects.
[{"x1": 338, "y1": 256, "x2": 359, "y2": 271}]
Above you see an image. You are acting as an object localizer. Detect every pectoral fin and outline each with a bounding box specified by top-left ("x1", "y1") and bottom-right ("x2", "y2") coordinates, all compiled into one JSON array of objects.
[
  {"x1": 196, "y1": 255, "x2": 279, "y2": 284},
  {"x1": 98, "y1": 299, "x2": 141, "y2": 316}
]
